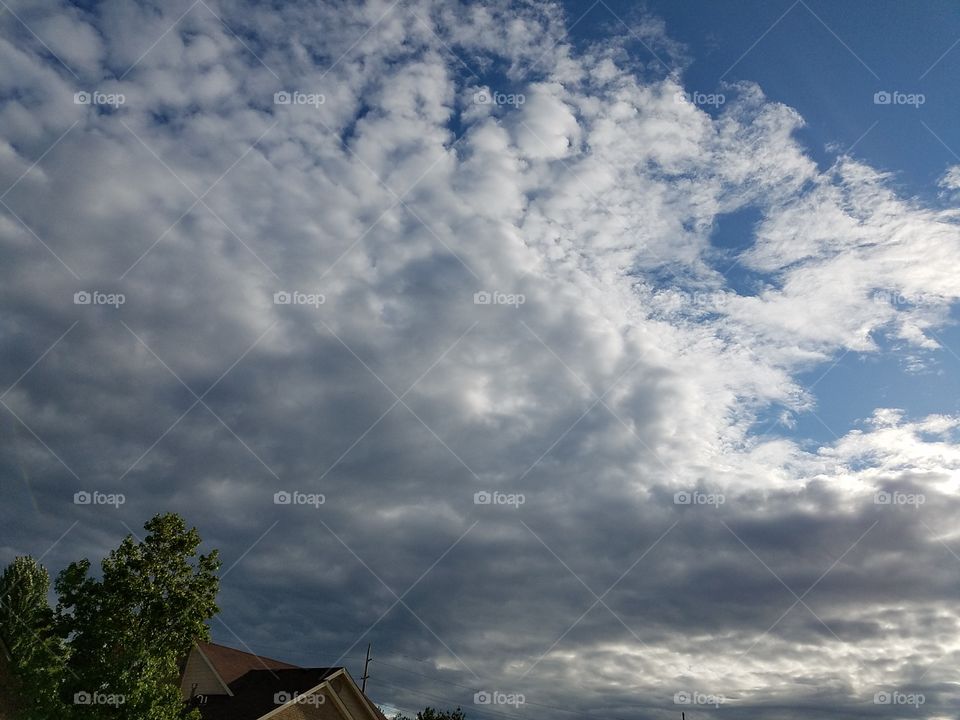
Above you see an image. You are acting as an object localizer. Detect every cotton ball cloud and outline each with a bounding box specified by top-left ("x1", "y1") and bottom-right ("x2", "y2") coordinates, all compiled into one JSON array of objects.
[{"x1": 510, "y1": 82, "x2": 580, "y2": 160}]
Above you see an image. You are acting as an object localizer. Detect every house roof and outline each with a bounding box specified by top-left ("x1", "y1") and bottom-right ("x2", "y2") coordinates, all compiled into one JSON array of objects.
[
  {"x1": 185, "y1": 641, "x2": 387, "y2": 720},
  {"x1": 194, "y1": 667, "x2": 340, "y2": 720},
  {"x1": 196, "y1": 641, "x2": 299, "y2": 686}
]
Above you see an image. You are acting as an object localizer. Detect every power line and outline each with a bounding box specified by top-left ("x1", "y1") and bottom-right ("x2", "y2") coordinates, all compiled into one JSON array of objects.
[
  {"x1": 388, "y1": 651, "x2": 456, "y2": 666},
  {"x1": 370, "y1": 670, "x2": 633, "y2": 720},
  {"x1": 371, "y1": 659, "x2": 477, "y2": 691},
  {"x1": 371, "y1": 678, "x2": 531, "y2": 720},
  {"x1": 372, "y1": 658, "x2": 633, "y2": 720}
]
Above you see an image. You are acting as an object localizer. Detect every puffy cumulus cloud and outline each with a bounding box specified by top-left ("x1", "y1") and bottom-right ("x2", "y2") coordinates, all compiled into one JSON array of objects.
[
  {"x1": 1, "y1": 1, "x2": 960, "y2": 719},
  {"x1": 939, "y1": 164, "x2": 960, "y2": 191},
  {"x1": 509, "y1": 82, "x2": 580, "y2": 160},
  {"x1": 33, "y1": 11, "x2": 104, "y2": 75}
]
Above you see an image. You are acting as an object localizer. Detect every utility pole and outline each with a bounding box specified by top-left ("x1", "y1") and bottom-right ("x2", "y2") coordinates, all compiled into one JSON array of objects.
[{"x1": 361, "y1": 643, "x2": 372, "y2": 693}]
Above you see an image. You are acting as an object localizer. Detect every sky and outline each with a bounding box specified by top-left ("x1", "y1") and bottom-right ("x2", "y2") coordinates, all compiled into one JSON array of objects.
[{"x1": 1, "y1": 1, "x2": 960, "y2": 719}]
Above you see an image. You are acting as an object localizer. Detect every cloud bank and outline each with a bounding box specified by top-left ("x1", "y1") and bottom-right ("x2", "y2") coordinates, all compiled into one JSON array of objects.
[{"x1": 2, "y1": 1, "x2": 960, "y2": 718}]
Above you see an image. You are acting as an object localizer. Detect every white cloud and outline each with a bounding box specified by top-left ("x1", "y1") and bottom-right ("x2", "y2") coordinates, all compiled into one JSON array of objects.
[{"x1": 939, "y1": 164, "x2": 960, "y2": 190}]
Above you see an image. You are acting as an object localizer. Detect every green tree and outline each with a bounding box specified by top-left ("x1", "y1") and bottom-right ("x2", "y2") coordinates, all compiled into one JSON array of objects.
[
  {"x1": 0, "y1": 556, "x2": 69, "y2": 719},
  {"x1": 55, "y1": 513, "x2": 220, "y2": 720}
]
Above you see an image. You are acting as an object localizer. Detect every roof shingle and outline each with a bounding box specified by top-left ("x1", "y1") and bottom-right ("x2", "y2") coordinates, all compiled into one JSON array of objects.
[{"x1": 197, "y1": 641, "x2": 299, "y2": 686}]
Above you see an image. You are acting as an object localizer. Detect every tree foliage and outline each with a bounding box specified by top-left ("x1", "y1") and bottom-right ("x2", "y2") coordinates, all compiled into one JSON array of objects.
[
  {"x1": 0, "y1": 513, "x2": 219, "y2": 720},
  {"x1": 0, "y1": 556, "x2": 68, "y2": 719},
  {"x1": 55, "y1": 513, "x2": 220, "y2": 719}
]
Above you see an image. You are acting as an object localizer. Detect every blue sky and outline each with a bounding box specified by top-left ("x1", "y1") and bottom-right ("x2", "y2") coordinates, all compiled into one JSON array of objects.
[
  {"x1": 603, "y1": 0, "x2": 960, "y2": 184},
  {"x1": 564, "y1": 0, "x2": 960, "y2": 445}
]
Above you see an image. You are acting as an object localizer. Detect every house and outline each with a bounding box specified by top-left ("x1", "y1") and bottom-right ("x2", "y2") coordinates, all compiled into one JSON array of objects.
[{"x1": 180, "y1": 641, "x2": 389, "y2": 720}]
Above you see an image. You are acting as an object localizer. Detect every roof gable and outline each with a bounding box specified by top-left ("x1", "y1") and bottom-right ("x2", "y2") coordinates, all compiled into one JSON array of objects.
[
  {"x1": 182, "y1": 642, "x2": 383, "y2": 720},
  {"x1": 326, "y1": 669, "x2": 390, "y2": 720}
]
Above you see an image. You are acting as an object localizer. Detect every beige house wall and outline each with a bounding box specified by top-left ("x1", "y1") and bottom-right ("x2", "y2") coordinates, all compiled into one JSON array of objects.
[
  {"x1": 179, "y1": 647, "x2": 226, "y2": 699},
  {"x1": 329, "y1": 674, "x2": 377, "y2": 720}
]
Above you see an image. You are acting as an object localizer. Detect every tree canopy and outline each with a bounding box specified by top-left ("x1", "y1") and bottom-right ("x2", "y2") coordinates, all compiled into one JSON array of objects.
[
  {"x1": 0, "y1": 513, "x2": 219, "y2": 720},
  {"x1": 0, "y1": 556, "x2": 68, "y2": 719}
]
